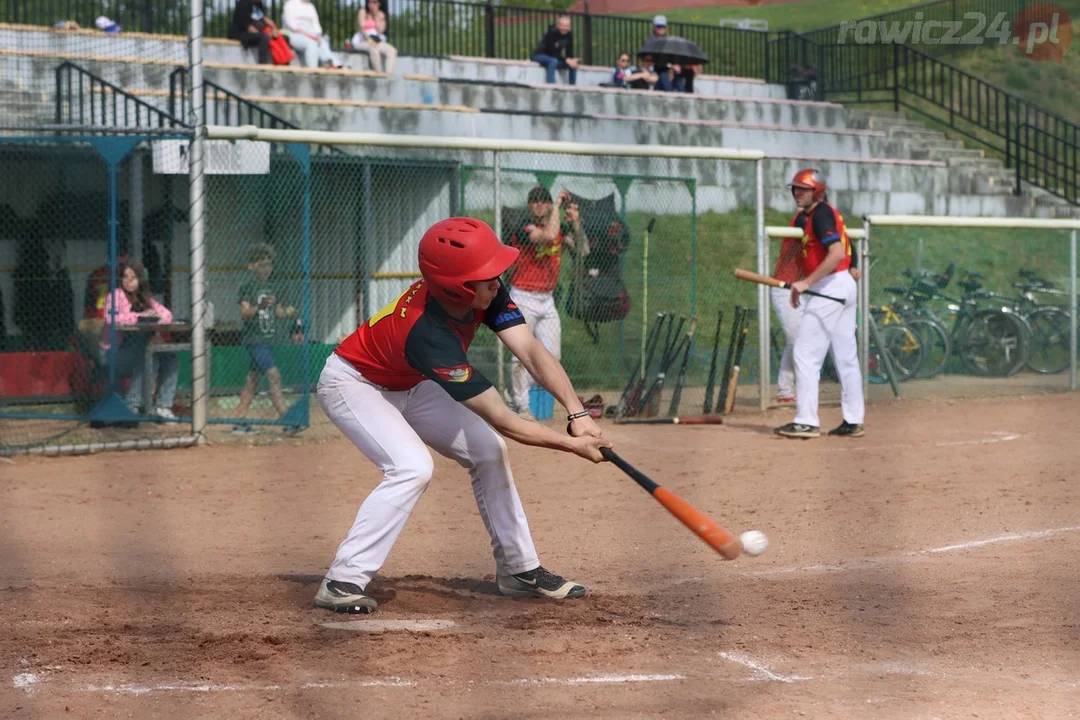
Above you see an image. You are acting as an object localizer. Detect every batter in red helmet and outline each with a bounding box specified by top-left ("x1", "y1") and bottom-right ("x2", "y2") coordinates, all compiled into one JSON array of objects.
[
  {"x1": 774, "y1": 169, "x2": 865, "y2": 439},
  {"x1": 314, "y1": 217, "x2": 612, "y2": 614}
]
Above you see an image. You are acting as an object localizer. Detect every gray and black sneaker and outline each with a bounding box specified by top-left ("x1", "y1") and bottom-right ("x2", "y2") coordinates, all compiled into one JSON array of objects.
[
  {"x1": 828, "y1": 421, "x2": 865, "y2": 438},
  {"x1": 775, "y1": 422, "x2": 820, "y2": 439},
  {"x1": 497, "y1": 566, "x2": 586, "y2": 599},
  {"x1": 313, "y1": 578, "x2": 378, "y2": 614}
]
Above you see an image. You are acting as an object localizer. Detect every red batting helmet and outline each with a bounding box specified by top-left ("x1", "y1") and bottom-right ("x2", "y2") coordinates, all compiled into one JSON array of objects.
[
  {"x1": 418, "y1": 217, "x2": 519, "y2": 305},
  {"x1": 788, "y1": 168, "x2": 827, "y2": 203}
]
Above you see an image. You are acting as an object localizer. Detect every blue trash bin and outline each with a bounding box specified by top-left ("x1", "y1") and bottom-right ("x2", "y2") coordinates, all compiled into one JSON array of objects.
[{"x1": 529, "y1": 387, "x2": 555, "y2": 420}]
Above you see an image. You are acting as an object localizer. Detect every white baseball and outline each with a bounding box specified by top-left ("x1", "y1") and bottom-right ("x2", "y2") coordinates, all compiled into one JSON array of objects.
[{"x1": 739, "y1": 530, "x2": 769, "y2": 557}]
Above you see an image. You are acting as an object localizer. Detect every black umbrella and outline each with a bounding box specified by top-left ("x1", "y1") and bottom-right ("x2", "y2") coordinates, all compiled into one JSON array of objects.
[{"x1": 636, "y1": 35, "x2": 710, "y2": 65}]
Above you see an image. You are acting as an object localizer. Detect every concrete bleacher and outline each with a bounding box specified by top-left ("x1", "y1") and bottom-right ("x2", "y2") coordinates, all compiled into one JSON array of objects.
[{"x1": 1, "y1": 22, "x2": 1075, "y2": 217}]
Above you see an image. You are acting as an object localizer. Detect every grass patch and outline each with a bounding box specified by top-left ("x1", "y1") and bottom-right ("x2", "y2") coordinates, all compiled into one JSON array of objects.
[{"x1": 629, "y1": 0, "x2": 932, "y2": 33}]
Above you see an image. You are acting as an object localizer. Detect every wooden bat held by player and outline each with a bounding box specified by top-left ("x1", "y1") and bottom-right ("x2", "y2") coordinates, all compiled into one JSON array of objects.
[
  {"x1": 733, "y1": 268, "x2": 845, "y2": 304},
  {"x1": 601, "y1": 448, "x2": 741, "y2": 559}
]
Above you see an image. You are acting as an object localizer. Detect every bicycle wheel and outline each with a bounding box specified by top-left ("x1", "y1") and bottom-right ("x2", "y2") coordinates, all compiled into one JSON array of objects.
[
  {"x1": 1023, "y1": 307, "x2": 1070, "y2": 374},
  {"x1": 868, "y1": 323, "x2": 924, "y2": 384},
  {"x1": 905, "y1": 317, "x2": 950, "y2": 379},
  {"x1": 958, "y1": 310, "x2": 1028, "y2": 377}
]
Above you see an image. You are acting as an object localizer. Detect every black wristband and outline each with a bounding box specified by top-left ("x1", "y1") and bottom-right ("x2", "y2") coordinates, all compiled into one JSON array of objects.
[{"x1": 567, "y1": 410, "x2": 590, "y2": 422}]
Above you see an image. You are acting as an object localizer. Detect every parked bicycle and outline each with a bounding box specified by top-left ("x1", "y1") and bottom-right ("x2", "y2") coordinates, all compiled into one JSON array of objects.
[{"x1": 879, "y1": 265, "x2": 1029, "y2": 378}]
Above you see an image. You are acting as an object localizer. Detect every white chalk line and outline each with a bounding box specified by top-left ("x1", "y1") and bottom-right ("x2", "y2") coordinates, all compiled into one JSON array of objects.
[
  {"x1": 747, "y1": 525, "x2": 1080, "y2": 578},
  {"x1": 717, "y1": 653, "x2": 1080, "y2": 691},
  {"x1": 825, "y1": 430, "x2": 1023, "y2": 453},
  {"x1": 718, "y1": 652, "x2": 810, "y2": 683},
  {"x1": 16, "y1": 671, "x2": 685, "y2": 697}
]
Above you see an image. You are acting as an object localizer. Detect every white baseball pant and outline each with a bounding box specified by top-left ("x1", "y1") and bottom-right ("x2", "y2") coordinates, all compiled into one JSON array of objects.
[
  {"x1": 316, "y1": 353, "x2": 540, "y2": 589},
  {"x1": 510, "y1": 287, "x2": 561, "y2": 412},
  {"x1": 793, "y1": 271, "x2": 865, "y2": 428},
  {"x1": 770, "y1": 286, "x2": 803, "y2": 399}
]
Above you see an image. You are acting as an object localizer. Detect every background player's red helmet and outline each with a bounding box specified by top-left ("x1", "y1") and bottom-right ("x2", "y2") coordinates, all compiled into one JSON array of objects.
[
  {"x1": 418, "y1": 217, "x2": 520, "y2": 305},
  {"x1": 788, "y1": 168, "x2": 827, "y2": 203}
]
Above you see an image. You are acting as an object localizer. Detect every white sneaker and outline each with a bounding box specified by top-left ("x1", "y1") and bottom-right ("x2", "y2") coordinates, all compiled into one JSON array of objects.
[{"x1": 154, "y1": 407, "x2": 178, "y2": 420}]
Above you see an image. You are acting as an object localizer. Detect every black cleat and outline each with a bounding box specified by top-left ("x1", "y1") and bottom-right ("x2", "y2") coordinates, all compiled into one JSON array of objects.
[
  {"x1": 313, "y1": 578, "x2": 378, "y2": 614},
  {"x1": 775, "y1": 422, "x2": 820, "y2": 439},
  {"x1": 828, "y1": 421, "x2": 865, "y2": 437},
  {"x1": 497, "y1": 566, "x2": 586, "y2": 599}
]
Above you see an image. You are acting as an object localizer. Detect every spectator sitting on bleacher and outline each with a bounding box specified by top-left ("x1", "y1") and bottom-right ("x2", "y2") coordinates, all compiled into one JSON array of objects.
[
  {"x1": 648, "y1": 15, "x2": 695, "y2": 93},
  {"x1": 531, "y1": 15, "x2": 579, "y2": 85},
  {"x1": 351, "y1": 0, "x2": 397, "y2": 75},
  {"x1": 283, "y1": 0, "x2": 342, "y2": 69},
  {"x1": 229, "y1": 0, "x2": 277, "y2": 65},
  {"x1": 615, "y1": 51, "x2": 658, "y2": 90}
]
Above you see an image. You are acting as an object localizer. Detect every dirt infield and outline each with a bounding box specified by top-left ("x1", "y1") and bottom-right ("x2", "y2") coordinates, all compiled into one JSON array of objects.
[{"x1": 2, "y1": 392, "x2": 1079, "y2": 718}]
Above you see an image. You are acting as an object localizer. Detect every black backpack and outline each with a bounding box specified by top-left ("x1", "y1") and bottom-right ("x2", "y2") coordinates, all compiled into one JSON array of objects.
[{"x1": 563, "y1": 192, "x2": 631, "y2": 342}]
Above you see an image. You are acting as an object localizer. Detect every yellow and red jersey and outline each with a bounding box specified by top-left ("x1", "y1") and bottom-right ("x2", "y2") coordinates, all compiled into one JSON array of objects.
[
  {"x1": 335, "y1": 280, "x2": 526, "y2": 400},
  {"x1": 505, "y1": 216, "x2": 571, "y2": 293},
  {"x1": 794, "y1": 202, "x2": 851, "y2": 278}
]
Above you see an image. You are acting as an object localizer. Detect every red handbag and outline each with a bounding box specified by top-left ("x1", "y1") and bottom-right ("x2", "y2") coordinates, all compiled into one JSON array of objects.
[{"x1": 267, "y1": 32, "x2": 294, "y2": 65}]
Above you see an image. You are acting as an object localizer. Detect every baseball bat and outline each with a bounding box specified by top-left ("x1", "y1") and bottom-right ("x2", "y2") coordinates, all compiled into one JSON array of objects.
[
  {"x1": 723, "y1": 365, "x2": 740, "y2": 414},
  {"x1": 601, "y1": 448, "x2": 741, "y2": 560},
  {"x1": 639, "y1": 317, "x2": 694, "y2": 417},
  {"x1": 640, "y1": 217, "x2": 656, "y2": 376},
  {"x1": 702, "y1": 309, "x2": 724, "y2": 414},
  {"x1": 733, "y1": 268, "x2": 845, "y2": 304},
  {"x1": 715, "y1": 306, "x2": 744, "y2": 414},
  {"x1": 668, "y1": 317, "x2": 698, "y2": 416},
  {"x1": 614, "y1": 415, "x2": 723, "y2": 425},
  {"x1": 620, "y1": 312, "x2": 665, "y2": 417}
]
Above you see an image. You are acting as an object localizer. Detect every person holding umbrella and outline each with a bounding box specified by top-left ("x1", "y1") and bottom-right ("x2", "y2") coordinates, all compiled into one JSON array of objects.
[{"x1": 640, "y1": 15, "x2": 706, "y2": 93}]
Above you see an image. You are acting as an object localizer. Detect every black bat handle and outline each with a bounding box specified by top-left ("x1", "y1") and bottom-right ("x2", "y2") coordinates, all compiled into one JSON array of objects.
[
  {"x1": 600, "y1": 448, "x2": 659, "y2": 494},
  {"x1": 646, "y1": 218, "x2": 656, "y2": 233}
]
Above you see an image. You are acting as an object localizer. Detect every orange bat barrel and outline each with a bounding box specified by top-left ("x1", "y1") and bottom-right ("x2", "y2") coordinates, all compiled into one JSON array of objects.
[{"x1": 601, "y1": 448, "x2": 741, "y2": 560}]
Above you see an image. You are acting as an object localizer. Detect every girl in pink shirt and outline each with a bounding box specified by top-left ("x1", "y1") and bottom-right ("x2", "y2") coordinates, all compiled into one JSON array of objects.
[{"x1": 103, "y1": 262, "x2": 179, "y2": 419}]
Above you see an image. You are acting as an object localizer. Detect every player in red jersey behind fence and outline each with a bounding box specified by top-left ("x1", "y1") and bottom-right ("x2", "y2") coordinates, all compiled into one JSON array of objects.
[{"x1": 313, "y1": 217, "x2": 611, "y2": 615}]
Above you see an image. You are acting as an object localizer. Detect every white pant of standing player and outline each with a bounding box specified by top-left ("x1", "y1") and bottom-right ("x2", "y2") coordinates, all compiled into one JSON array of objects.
[
  {"x1": 316, "y1": 353, "x2": 540, "y2": 589},
  {"x1": 793, "y1": 271, "x2": 864, "y2": 428},
  {"x1": 510, "y1": 287, "x2": 561, "y2": 412},
  {"x1": 770, "y1": 286, "x2": 803, "y2": 399}
]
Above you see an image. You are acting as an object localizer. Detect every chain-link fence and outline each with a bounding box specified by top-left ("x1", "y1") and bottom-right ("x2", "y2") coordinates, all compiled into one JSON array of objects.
[
  {"x1": 862, "y1": 217, "x2": 1078, "y2": 400},
  {"x1": 194, "y1": 133, "x2": 767, "y2": 434},
  {"x1": 0, "y1": 135, "x2": 195, "y2": 454}
]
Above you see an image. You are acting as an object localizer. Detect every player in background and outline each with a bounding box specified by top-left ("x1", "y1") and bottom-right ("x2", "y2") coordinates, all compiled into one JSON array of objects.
[
  {"x1": 774, "y1": 169, "x2": 865, "y2": 439},
  {"x1": 771, "y1": 169, "x2": 861, "y2": 406},
  {"x1": 504, "y1": 186, "x2": 589, "y2": 419},
  {"x1": 314, "y1": 217, "x2": 611, "y2": 614}
]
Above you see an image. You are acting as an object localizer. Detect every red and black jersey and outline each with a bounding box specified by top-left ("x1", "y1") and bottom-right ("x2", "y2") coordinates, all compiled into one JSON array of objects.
[
  {"x1": 335, "y1": 280, "x2": 526, "y2": 401},
  {"x1": 797, "y1": 202, "x2": 852, "y2": 277},
  {"x1": 505, "y1": 215, "x2": 571, "y2": 294}
]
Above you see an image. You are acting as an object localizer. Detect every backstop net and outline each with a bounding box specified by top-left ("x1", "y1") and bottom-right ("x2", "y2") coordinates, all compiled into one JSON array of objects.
[{"x1": 194, "y1": 132, "x2": 766, "y2": 436}]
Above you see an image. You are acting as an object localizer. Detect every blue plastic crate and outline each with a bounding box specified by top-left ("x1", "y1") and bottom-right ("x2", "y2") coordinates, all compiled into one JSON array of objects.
[{"x1": 529, "y1": 387, "x2": 554, "y2": 420}]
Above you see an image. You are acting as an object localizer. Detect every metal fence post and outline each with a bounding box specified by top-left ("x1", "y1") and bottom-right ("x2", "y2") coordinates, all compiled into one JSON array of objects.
[
  {"x1": 756, "y1": 158, "x2": 768, "y2": 411},
  {"x1": 485, "y1": 0, "x2": 495, "y2": 58},
  {"x1": 860, "y1": 218, "x2": 870, "y2": 397},
  {"x1": 494, "y1": 150, "x2": 505, "y2": 395},
  {"x1": 189, "y1": 0, "x2": 208, "y2": 443},
  {"x1": 1070, "y1": 229, "x2": 1077, "y2": 392}
]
